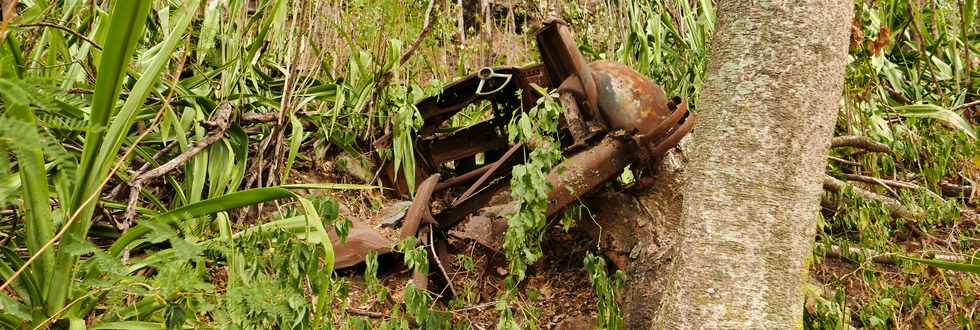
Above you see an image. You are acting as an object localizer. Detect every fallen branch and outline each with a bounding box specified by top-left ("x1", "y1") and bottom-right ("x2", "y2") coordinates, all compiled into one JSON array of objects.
[
  {"x1": 827, "y1": 156, "x2": 861, "y2": 166},
  {"x1": 839, "y1": 173, "x2": 919, "y2": 190},
  {"x1": 951, "y1": 99, "x2": 980, "y2": 111},
  {"x1": 823, "y1": 244, "x2": 968, "y2": 265},
  {"x1": 122, "y1": 103, "x2": 234, "y2": 228},
  {"x1": 239, "y1": 110, "x2": 319, "y2": 124},
  {"x1": 108, "y1": 142, "x2": 177, "y2": 201},
  {"x1": 347, "y1": 308, "x2": 385, "y2": 318},
  {"x1": 939, "y1": 181, "x2": 975, "y2": 200},
  {"x1": 837, "y1": 173, "x2": 945, "y2": 201},
  {"x1": 830, "y1": 136, "x2": 891, "y2": 153},
  {"x1": 823, "y1": 175, "x2": 922, "y2": 220}
]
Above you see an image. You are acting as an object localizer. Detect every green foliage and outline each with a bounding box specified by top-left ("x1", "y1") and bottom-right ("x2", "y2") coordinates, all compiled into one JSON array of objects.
[
  {"x1": 391, "y1": 85, "x2": 424, "y2": 196},
  {"x1": 486, "y1": 89, "x2": 565, "y2": 329},
  {"x1": 1, "y1": 0, "x2": 975, "y2": 327},
  {"x1": 599, "y1": 0, "x2": 715, "y2": 104},
  {"x1": 900, "y1": 255, "x2": 980, "y2": 274},
  {"x1": 218, "y1": 227, "x2": 329, "y2": 329},
  {"x1": 502, "y1": 89, "x2": 563, "y2": 283},
  {"x1": 808, "y1": 0, "x2": 978, "y2": 326},
  {"x1": 364, "y1": 251, "x2": 389, "y2": 302},
  {"x1": 394, "y1": 236, "x2": 452, "y2": 328},
  {"x1": 584, "y1": 252, "x2": 625, "y2": 330},
  {"x1": 804, "y1": 284, "x2": 855, "y2": 330},
  {"x1": 395, "y1": 236, "x2": 428, "y2": 275},
  {"x1": 0, "y1": 0, "x2": 402, "y2": 327}
]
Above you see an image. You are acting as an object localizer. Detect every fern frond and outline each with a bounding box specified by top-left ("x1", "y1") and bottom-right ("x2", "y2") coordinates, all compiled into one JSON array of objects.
[
  {"x1": 0, "y1": 117, "x2": 78, "y2": 171},
  {"x1": 37, "y1": 112, "x2": 89, "y2": 132}
]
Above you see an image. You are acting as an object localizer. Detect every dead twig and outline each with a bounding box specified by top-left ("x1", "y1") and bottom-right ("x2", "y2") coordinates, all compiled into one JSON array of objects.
[
  {"x1": 951, "y1": 100, "x2": 980, "y2": 112},
  {"x1": 122, "y1": 103, "x2": 234, "y2": 228},
  {"x1": 830, "y1": 136, "x2": 891, "y2": 153},
  {"x1": 0, "y1": 209, "x2": 17, "y2": 246},
  {"x1": 839, "y1": 173, "x2": 919, "y2": 190},
  {"x1": 429, "y1": 225, "x2": 457, "y2": 298},
  {"x1": 108, "y1": 142, "x2": 177, "y2": 201},
  {"x1": 399, "y1": 0, "x2": 438, "y2": 66},
  {"x1": 449, "y1": 301, "x2": 496, "y2": 313},
  {"x1": 239, "y1": 110, "x2": 319, "y2": 125},
  {"x1": 827, "y1": 156, "x2": 861, "y2": 166},
  {"x1": 16, "y1": 22, "x2": 102, "y2": 50},
  {"x1": 346, "y1": 308, "x2": 385, "y2": 318},
  {"x1": 823, "y1": 175, "x2": 922, "y2": 220}
]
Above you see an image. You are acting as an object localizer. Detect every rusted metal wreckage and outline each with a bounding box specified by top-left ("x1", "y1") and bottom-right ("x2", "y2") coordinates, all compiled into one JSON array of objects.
[{"x1": 334, "y1": 19, "x2": 694, "y2": 296}]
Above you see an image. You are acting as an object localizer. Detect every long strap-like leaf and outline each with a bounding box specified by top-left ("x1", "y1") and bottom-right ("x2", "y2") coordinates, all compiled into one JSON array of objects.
[
  {"x1": 107, "y1": 183, "x2": 375, "y2": 255},
  {"x1": 0, "y1": 80, "x2": 53, "y2": 304},
  {"x1": 97, "y1": 0, "x2": 204, "y2": 178},
  {"x1": 49, "y1": 0, "x2": 153, "y2": 316}
]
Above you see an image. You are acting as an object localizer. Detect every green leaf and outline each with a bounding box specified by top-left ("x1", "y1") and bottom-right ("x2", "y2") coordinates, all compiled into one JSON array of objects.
[
  {"x1": 0, "y1": 81, "x2": 55, "y2": 292},
  {"x1": 50, "y1": 0, "x2": 153, "y2": 315},
  {"x1": 0, "y1": 246, "x2": 42, "y2": 308},
  {"x1": 283, "y1": 113, "x2": 304, "y2": 181},
  {"x1": 280, "y1": 183, "x2": 378, "y2": 190},
  {"x1": 196, "y1": 0, "x2": 221, "y2": 65},
  {"x1": 89, "y1": 321, "x2": 165, "y2": 330},
  {"x1": 0, "y1": 293, "x2": 31, "y2": 323},
  {"x1": 108, "y1": 187, "x2": 292, "y2": 256},
  {"x1": 108, "y1": 184, "x2": 372, "y2": 256},
  {"x1": 98, "y1": 0, "x2": 204, "y2": 176},
  {"x1": 893, "y1": 104, "x2": 977, "y2": 139}
]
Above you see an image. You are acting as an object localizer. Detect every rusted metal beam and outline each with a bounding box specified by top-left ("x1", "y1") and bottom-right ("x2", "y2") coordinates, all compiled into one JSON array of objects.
[
  {"x1": 400, "y1": 174, "x2": 441, "y2": 239},
  {"x1": 545, "y1": 137, "x2": 634, "y2": 218},
  {"x1": 425, "y1": 121, "x2": 508, "y2": 164},
  {"x1": 453, "y1": 143, "x2": 524, "y2": 205}
]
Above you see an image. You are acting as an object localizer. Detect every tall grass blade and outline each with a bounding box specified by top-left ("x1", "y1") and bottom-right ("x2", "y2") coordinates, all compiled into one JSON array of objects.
[
  {"x1": 98, "y1": 0, "x2": 203, "y2": 174},
  {"x1": 108, "y1": 183, "x2": 373, "y2": 256},
  {"x1": 893, "y1": 104, "x2": 977, "y2": 139},
  {"x1": 3, "y1": 102, "x2": 54, "y2": 303},
  {"x1": 0, "y1": 80, "x2": 54, "y2": 296},
  {"x1": 49, "y1": 0, "x2": 153, "y2": 315}
]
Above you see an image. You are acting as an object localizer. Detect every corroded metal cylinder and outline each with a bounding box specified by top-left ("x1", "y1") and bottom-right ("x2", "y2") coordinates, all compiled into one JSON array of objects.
[{"x1": 591, "y1": 60, "x2": 670, "y2": 136}]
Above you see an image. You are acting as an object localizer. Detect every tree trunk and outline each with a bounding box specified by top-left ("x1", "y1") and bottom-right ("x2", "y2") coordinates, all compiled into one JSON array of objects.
[{"x1": 653, "y1": 1, "x2": 853, "y2": 328}]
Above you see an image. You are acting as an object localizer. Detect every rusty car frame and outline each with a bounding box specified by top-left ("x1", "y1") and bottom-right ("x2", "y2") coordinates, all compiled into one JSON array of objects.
[{"x1": 344, "y1": 18, "x2": 694, "y2": 297}]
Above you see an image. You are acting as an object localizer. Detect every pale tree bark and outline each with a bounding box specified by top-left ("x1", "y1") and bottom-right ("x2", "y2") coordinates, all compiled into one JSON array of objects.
[{"x1": 652, "y1": 0, "x2": 853, "y2": 328}]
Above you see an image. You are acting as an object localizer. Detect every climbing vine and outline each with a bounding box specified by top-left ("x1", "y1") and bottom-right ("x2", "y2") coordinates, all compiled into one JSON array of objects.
[{"x1": 502, "y1": 88, "x2": 563, "y2": 283}]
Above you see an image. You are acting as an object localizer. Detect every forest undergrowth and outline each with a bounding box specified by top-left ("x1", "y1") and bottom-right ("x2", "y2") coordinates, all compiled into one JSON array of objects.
[{"x1": 0, "y1": 0, "x2": 977, "y2": 329}]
